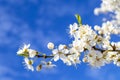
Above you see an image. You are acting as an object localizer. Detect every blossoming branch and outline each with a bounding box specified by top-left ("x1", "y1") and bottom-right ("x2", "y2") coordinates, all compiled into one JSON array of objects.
[{"x1": 17, "y1": 0, "x2": 120, "y2": 71}]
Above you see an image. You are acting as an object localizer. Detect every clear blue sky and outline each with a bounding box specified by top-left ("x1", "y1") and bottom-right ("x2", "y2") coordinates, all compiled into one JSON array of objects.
[{"x1": 0, "y1": 0, "x2": 120, "y2": 80}]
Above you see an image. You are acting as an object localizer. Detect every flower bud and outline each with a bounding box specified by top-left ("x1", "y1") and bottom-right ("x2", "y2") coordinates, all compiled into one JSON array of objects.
[
  {"x1": 83, "y1": 57, "x2": 88, "y2": 62},
  {"x1": 47, "y1": 42, "x2": 54, "y2": 49},
  {"x1": 36, "y1": 65, "x2": 42, "y2": 71}
]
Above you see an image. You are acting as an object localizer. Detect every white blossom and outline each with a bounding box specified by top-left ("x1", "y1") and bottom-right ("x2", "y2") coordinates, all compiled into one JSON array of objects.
[
  {"x1": 68, "y1": 54, "x2": 80, "y2": 65},
  {"x1": 28, "y1": 49, "x2": 37, "y2": 58},
  {"x1": 113, "y1": 54, "x2": 120, "y2": 66},
  {"x1": 69, "y1": 23, "x2": 79, "y2": 36},
  {"x1": 17, "y1": 44, "x2": 30, "y2": 55},
  {"x1": 23, "y1": 58, "x2": 34, "y2": 71},
  {"x1": 106, "y1": 51, "x2": 118, "y2": 62},
  {"x1": 52, "y1": 46, "x2": 68, "y2": 62},
  {"x1": 84, "y1": 50, "x2": 106, "y2": 68},
  {"x1": 41, "y1": 61, "x2": 56, "y2": 68},
  {"x1": 72, "y1": 39, "x2": 85, "y2": 52},
  {"x1": 94, "y1": 0, "x2": 120, "y2": 27}
]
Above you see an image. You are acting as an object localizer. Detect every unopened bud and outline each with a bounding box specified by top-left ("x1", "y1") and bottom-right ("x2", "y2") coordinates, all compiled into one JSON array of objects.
[
  {"x1": 47, "y1": 42, "x2": 54, "y2": 49},
  {"x1": 36, "y1": 65, "x2": 42, "y2": 71},
  {"x1": 83, "y1": 57, "x2": 88, "y2": 62}
]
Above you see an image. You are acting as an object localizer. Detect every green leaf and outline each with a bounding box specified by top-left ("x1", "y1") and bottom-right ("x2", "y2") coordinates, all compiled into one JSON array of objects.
[{"x1": 75, "y1": 14, "x2": 82, "y2": 26}]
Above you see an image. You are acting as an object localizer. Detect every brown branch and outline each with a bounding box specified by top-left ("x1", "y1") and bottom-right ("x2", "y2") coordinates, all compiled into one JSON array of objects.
[
  {"x1": 35, "y1": 46, "x2": 120, "y2": 59},
  {"x1": 36, "y1": 55, "x2": 54, "y2": 58},
  {"x1": 92, "y1": 46, "x2": 120, "y2": 53},
  {"x1": 92, "y1": 46, "x2": 105, "y2": 52}
]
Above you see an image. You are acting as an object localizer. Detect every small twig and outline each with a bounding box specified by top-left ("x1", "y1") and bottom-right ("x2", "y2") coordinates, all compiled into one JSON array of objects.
[
  {"x1": 35, "y1": 46, "x2": 120, "y2": 59},
  {"x1": 36, "y1": 55, "x2": 54, "y2": 58}
]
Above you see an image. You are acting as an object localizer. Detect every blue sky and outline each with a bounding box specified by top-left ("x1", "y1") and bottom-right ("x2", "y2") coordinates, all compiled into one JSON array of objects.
[{"x1": 0, "y1": 0, "x2": 120, "y2": 80}]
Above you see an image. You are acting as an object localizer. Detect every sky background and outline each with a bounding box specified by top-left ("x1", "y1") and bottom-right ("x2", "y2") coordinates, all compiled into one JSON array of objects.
[{"x1": 0, "y1": 0, "x2": 120, "y2": 80}]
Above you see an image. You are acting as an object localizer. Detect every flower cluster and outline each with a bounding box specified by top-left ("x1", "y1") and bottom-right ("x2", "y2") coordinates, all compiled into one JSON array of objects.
[
  {"x1": 69, "y1": 22, "x2": 120, "y2": 68},
  {"x1": 94, "y1": 0, "x2": 120, "y2": 26},
  {"x1": 17, "y1": 44, "x2": 56, "y2": 71},
  {"x1": 17, "y1": 0, "x2": 120, "y2": 71},
  {"x1": 52, "y1": 44, "x2": 80, "y2": 66}
]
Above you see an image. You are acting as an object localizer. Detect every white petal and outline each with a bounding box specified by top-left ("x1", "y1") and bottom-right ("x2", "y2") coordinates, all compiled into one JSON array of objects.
[
  {"x1": 28, "y1": 49, "x2": 37, "y2": 58},
  {"x1": 54, "y1": 55, "x2": 59, "y2": 61},
  {"x1": 52, "y1": 49, "x2": 58, "y2": 54},
  {"x1": 60, "y1": 54, "x2": 67, "y2": 61}
]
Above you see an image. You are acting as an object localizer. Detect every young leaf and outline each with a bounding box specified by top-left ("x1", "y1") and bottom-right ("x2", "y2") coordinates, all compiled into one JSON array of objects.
[{"x1": 75, "y1": 14, "x2": 82, "y2": 26}]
